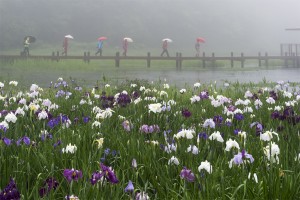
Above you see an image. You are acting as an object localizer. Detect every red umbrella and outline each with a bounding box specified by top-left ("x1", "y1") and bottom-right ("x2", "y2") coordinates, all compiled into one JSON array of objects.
[
  {"x1": 196, "y1": 37, "x2": 205, "y2": 43},
  {"x1": 98, "y1": 36, "x2": 107, "y2": 41}
]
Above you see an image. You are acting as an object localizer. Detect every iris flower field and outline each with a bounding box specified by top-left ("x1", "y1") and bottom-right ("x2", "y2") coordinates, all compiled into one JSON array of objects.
[{"x1": 0, "y1": 78, "x2": 300, "y2": 199}]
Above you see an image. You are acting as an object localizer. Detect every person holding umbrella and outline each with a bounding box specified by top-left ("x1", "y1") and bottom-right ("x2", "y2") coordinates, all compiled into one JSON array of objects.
[
  {"x1": 95, "y1": 37, "x2": 107, "y2": 56},
  {"x1": 62, "y1": 37, "x2": 68, "y2": 56},
  {"x1": 23, "y1": 37, "x2": 30, "y2": 56},
  {"x1": 62, "y1": 35, "x2": 73, "y2": 56},
  {"x1": 161, "y1": 39, "x2": 171, "y2": 57},
  {"x1": 195, "y1": 37, "x2": 205, "y2": 57},
  {"x1": 122, "y1": 38, "x2": 128, "y2": 56}
]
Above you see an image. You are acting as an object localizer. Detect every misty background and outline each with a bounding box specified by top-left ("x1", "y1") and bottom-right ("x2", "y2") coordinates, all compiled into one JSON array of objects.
[{"x1": 1, "y1": 0, "x2": 300, "y2": 55}]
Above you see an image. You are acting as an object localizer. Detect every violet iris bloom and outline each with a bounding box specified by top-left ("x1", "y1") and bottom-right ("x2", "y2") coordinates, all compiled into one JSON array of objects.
[
  {"x1": 181, "y1": 108, "x2": 192, "y2": 118},
  {"x1": 90, "y1": 163, "x2": 119, "y2": 185},
  {"x1": 234, "y1": 113, "x2": 244, "y2": 121},
  {"x1": 39, "y1": 177, "x2": 59, "y2": 197},
  {"x1": 233, "y1": 150, "x2": 254, "y2": 165},
  {"x1": 63, "y1": 169, "x2": 83, "y2": 182},
  {"x1": 124, "y1": 180, "x2": 134, "y2": 193},
  {"x1": 180, "y1": 167, "x2": 195, "y2": 182},
  {"x1": 16, "y1": 136, "x2": 30, "y2": 146},
  {"x1": 3, "y1": 137, "x2": 12, "y2": 146},
  {"x1": 0, "y1": 178, "x2": 21, "y2": 200}
]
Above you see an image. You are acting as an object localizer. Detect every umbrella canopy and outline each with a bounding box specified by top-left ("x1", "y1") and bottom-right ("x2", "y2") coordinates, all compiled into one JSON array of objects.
[
  {"x1": 65, "y1": 35, "x2": 74, "y2": 39},
  {"x1": 98, "y1": 36, "x2": 107, "y2": 41},
  {"x1": 24, "y1": 36, "x2": 36, "y2": 43},
  {"x1": 196, "y1": 37, "x2": 205, "y2": 43},
  {"x1": 123, "y1": 37, "x2": 133, "y2": 42},
  {"x1": 162, "y1": 38, "x2": 172, "y2": 42}
]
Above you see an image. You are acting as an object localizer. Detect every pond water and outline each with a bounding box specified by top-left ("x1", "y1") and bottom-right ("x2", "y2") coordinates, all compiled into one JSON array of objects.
[{"x1": 111, "y1": 67, "x2": 300, "y2": 87}]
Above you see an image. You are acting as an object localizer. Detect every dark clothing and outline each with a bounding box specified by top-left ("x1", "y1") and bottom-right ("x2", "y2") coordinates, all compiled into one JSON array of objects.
[
  {"x1": 195, "y1": 42, "x2": 200, "y2": 57},
  {"x1": 161, "y1": 41, "x2": 169, "y2": 57},
  {"x1": 95, "y1": 48, "x2": 103, "y2": 56}
]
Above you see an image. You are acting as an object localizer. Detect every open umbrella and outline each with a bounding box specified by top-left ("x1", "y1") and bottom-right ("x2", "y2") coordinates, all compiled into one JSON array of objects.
[
  {"x1": 65, "y1": 35, "x2": 74, "y2": 39},
  {"x1": 196, "y1": 37, "x2": 205, "y2": 43},
  {"x1": 123, "y1": 37, "x2": 133, "y2": 42},
  {"x1": 24, "y1": 36, "x2": 36, "y2": 43},
  {"x1": 98, "y1": 36, "x2": 107, "y2": 41},
  {"x1": 162, "y1": 38, "x2": 172, "y2": 42}
]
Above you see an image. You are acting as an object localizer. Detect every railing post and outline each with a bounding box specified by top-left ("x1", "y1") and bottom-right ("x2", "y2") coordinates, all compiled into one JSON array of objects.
[
  {"x1": 56, "y1": 51, "x2": 59, "y2": 62},
  {"x1": 230, "y1": 52, "x2": 234, "y2": 68},
  {"x1": 265, "y1": 52, "x2": 268, "y2": 67},
  {"x1": 284, "y1": 52, "x2": 288, "y2": 67},
  {"x1": 212, "y1": 52, "x2": 215, "y2": 67},
  {"x1": 292, "y1": 53, "x2": 296, "y2": 67},
  {"x1": 147, "y1": 52, "x2": 151, "y2": 68},
  {"x1": 241, "y1": 52, "x2": 244, "y2": 68},
  {"x1": 115, "y1": 52, "x2": 120, "y2": 67},
  {"x1": 176, "y1": 52, "x2": 179, "y2": 70},
  {"x1": 202, "y1": 52, "x2": 206, "y2": 68},
  {"x1": 258, "y1": 52, "x2": 261, "y2": 67},
  {"x1": 87, "y1": 51, "x2": 90, "y2": 64},
  {"x1": 179, "y1": 53, "x2": 182, "y2": 70},
  {"x1": 83, "y1": 52, "x2": 87, "y2": 63}
]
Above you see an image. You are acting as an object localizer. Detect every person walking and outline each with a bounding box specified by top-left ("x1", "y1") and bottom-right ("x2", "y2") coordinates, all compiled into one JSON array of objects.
[
  {"x1": 23, "y1": 38, "x2": 30, "y2": 56},
  {"x1": 161, "y1": 40, "x2": 170, "y2": 57},
  {"x1": 62, "y1": 37, "x2": 68, "y2": 56},
  {"x1": 122, "y1": 39, "x2": 128, "y2": 56},
  {"x1": 95, "y1": 40, "x2": 104, "y2": 56},
  {"x1": 195, "y1": 41, "x2": 200, "y2": 57}
]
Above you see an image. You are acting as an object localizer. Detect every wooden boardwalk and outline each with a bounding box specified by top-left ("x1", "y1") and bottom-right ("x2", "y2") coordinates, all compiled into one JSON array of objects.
[{"x1": 1, "y1": 51, "x2": 299, "y2": 69}]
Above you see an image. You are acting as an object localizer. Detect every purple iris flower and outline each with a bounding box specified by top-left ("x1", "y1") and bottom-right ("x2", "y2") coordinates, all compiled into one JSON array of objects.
[
  {"x1": 16, "y1": 136, "x2": 30, "y2": 146},
  {"x1": 181, "y1": 108, "x2": 192, "y2": 118},
  {"x1": 39, "y1": 177, "x2": 59, "y2": 197},
  {"x1": 0, "y1": 178, "x2": 21, "y2": 200},
  {"x1": 199, "y1": 90, "x2": 209, "y2": 99},
  {"x1": 198, "y1": 132, "x2": 208, "y2": 140},
  {"x1": 124, "y1": 180, "x2": 134, "y2": 193},
  {"x1": 213, "y1": 115, "x2": 223, "y2": 125},
  {"x1": 63, "y1": 169, "x2": 83, "y2": 182},
  {"x1": 250, "y1": 122, "x2": 263, "y2": 136},
  {"x1": 180, "y1": 167, "x2": 195, "y2": 182},
  {"x1": 3, "y1": 137, "x2": 12, "y2": 146},
  {"x1": 269, "y1": 90, "x2": 278, "y2": 100},
  {"x1": 116, "y1": 93, "x2": 131, "y2": 107},
  {"x1": 53, "y1": 140, "x2": 61, "y2": 148},
  {"x1": 234, "y1": 129, "x2": 241, "y2": 135},
  {"x1": 140, "y1": 124, "x2": 160, "y2": 134},
  {"x1": 271, "y1": 110, "x2": 280, "y2": 119},
  {"x1": 233, "y1": 150, "x2": 254, "y2": 165},
  {"x1": 131, "y1": 91, "x2": 140, "y2": 99},
  {"x1": 0, "y1": 124, "x2": 7, "y2": 132},
  {"x1": 90, "y1": 163, "x2": 119, "y2": 185},
  {"x1": 83, "y1": 116, "x2": 90, "y2": 123},
  {"x1": 234, "y1": 113, "x2": 244, "y2": 121}
]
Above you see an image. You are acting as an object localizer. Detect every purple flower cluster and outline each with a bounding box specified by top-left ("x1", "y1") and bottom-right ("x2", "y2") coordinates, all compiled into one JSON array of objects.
[
  {"x1": 116, "y1": 93, "x2": 131, "y2": 107},
  {"x1": 0, "y1": 178, "x2": 21, "y2": 200},
  {"x1": 139, "y1": 124, "x2": 160, "y2": 134},
  {"x1": 63, "y1": 168, "x2": 83, "y2": 182},
  {"x1": 39, "y1": 177, "x2": 59, "y2": 197},
  {"x1": 47, "y1": 114, "x2": 70, "y2": 129},
  {"x1": 180, "y1": 167, "x2": 195, "y2": 182},
  {"x1": 199, "y1": 90, "x2": 209, "y2": 99},
  {"x1": 100, "y1": 94, "x2": 114, "y2": 108},
  {"x1": 90, "y1": 163, "x2": 119, "y2": 185}
]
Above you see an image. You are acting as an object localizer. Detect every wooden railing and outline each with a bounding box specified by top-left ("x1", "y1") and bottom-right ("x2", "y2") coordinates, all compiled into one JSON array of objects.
[{"x1": 1, "y1": 52, "x2": 299, "y2": 69}]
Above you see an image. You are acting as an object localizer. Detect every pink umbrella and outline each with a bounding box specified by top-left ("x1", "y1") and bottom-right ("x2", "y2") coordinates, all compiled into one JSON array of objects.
[
  {"x1": 196, "y1": 37, "x2": 205, "y2": 43},
  {"x1": 98, "y1": 36, "x2": 107, "y2": 41}
]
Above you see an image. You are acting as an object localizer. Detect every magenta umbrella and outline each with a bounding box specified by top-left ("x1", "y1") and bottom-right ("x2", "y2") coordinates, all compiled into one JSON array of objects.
[
  {"x1": 196, "y1": 37, "x2": 205, "y2": 43},
  {"x1": 98, "y1": 36, "x2": 107, "y2": 41}
]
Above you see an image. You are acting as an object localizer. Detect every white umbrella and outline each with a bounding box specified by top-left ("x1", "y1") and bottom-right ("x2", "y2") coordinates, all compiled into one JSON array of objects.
[
  {"x1": 65, "y1": 35, "x2": 74, "y2": 39},
  {"x1": 123, "y1": 37, "x2": 133, "y2": 42},
  {"x1": 162, "y1": 38, "x2": 172, "y2": 42}
]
